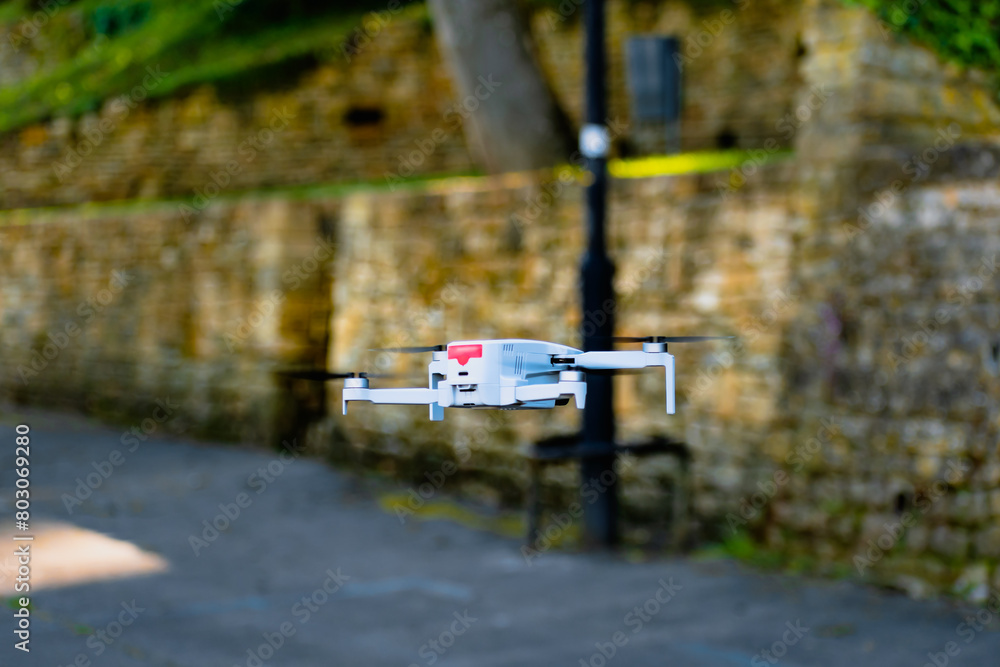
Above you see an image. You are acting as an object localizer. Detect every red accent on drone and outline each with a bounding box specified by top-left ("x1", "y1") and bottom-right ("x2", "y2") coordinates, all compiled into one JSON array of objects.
[{"x1": 448, "y1": 344, "x2": 483, "y2": 366}]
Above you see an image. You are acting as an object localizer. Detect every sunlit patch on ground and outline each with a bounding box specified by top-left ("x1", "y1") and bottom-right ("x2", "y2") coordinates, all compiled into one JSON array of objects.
[{"x1": 0, "y1": 520, "x2": 169, "y2": 592}]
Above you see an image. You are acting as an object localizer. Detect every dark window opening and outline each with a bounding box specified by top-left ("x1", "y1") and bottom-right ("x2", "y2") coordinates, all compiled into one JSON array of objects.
[
  {"x1": 344, "y1": 107, "x2": 385, "y2": 127},
  {"x1": 894, "y1": 492, "x2": 910, "y2": 515},
  {"x1": 795, "y1": 36, "x2": 807, "y2": 60},
  {"x1": 988, "y1": 341, "x2": 1000, "y2": 375},
  {"x1": 715, "y1": 128, "x2": 738, "y2": 150}
]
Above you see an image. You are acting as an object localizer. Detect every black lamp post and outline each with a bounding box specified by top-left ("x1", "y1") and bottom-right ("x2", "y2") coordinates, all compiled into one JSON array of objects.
[{"x1": 579, "y1": 0, "x2": 618, "y2": 548}]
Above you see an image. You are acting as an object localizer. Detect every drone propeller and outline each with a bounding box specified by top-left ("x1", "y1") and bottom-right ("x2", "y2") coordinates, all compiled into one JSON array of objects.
[
  {"x1": 611, "y1": 335, "x2": 734, "y2": 343},
  {"x1": 369, "y1": 345, "x2": 446, "y2": 354},
  {"x1": 276, "y1": 368, "x2": 402, "y2": 382}
]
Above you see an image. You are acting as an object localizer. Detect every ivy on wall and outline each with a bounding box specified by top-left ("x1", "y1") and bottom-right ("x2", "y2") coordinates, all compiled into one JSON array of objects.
[{"x1": 849, "y1": 0, "x2": 1000, "y2": 75}]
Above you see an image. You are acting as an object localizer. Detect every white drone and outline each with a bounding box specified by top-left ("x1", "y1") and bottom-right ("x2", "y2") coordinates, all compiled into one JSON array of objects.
[{"x1": 284, "y1": 336, "x2": 729, "y2": 422}]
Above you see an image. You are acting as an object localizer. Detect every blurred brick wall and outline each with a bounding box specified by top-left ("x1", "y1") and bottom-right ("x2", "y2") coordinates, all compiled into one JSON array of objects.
[
  {"x1": 324, "y1": 163, "x2": 799, "y2": 524},
  {"x1": 773, "y1": 0, "x2": 1000, "y2": 596},
  {"x1": 534, "y1": 0, "x2": 806, "y2": 153},
  {"x1": 319, "y1": 0, "x2": 1000, "y2": 597},
  {"x1": 0, "y1": 14, "x2": 472, "y2": 210},
  {"x1": 0, "y1": 0, "x2": 808, "y2": 210},
  {"x1": 0, "y1": 198, "x2": 337, "y2": 443}
]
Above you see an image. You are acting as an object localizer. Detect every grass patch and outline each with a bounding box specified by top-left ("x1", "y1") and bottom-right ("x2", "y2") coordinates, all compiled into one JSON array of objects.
[
  {"x1": 0, "y1": 0, "x2": 427, "y2": 134},
  {"x1": 377, "y1": 492, "x2": 525, "y2": 539},
  {"x1": 4, "y1": 596, "x2": 31, "y2": 610},
  {"x1": 0, "y1": 0, "x2": 28, "y2": 23},
  {"x1": 695, "y1": 531, "x2": 859, "y2": 581},
  {"x1": 702, "y1": 531, "x2": 788, "y2": 570}
]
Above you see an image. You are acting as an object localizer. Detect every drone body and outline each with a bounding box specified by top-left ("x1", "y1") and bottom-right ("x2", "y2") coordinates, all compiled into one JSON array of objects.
[{"x1": 342, "y1": 338, "x2": 677, "y2": 421}]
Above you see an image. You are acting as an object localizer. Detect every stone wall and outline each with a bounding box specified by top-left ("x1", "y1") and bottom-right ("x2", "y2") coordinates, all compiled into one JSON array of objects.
[
  {"x1": 0, "y1": 0, "x2": 808, "y2": 210},
  {"x1": 325, "y1": 161, "x2": 800, "y2": 524},
  {"x1": 768, "y1": 0, "x2": 1000, "y2": 595},
  {"x1": 324, "y1": 157, "x2": 1000, "y2": 602},
  {"x1": 0, "y1": 12, "x2": 472, "y2": 210},
  {"x1": 533, "y1": 0, "x2": 806, "y2": 154},
  {"x1": 0, "y1": 197, "x2": 338, "y2": 443},
  {"x1": 794, "y1": 0, "x2": 1000, "y2": 225},
  {"x1": 4, "y1": 146, "x2": 995, "y2": 597},
  {"x1": 0, "y1": 158, "x2": 800, "y2": 527}
]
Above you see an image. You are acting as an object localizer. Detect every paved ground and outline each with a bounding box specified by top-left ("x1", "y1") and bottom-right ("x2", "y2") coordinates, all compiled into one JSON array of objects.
[{"x1": 2, "y1": 406, "x2": 999, "y2": 667}]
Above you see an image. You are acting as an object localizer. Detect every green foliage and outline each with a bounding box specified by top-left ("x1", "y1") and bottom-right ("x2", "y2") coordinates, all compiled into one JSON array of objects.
[
  {"x1": 91, "y1": 1, "x2": 151, "y2": 38},
  {"x1": 4, "y1": 597, "x2": 31, "y2": 611},
  {"x1": 850, "y1": 0, "x2": 1000, "y2": 74},
  {"x1": 718, "y1": 531, "x2": 788, "y2": 569},
  {"x1": 0, "y1": 0, "x2": 424, "y2": 133}
]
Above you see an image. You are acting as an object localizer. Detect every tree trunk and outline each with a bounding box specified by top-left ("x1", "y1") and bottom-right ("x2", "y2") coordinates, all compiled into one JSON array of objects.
[{"x1": 428, "y1": 0, "x2": 576, "y2": 173}]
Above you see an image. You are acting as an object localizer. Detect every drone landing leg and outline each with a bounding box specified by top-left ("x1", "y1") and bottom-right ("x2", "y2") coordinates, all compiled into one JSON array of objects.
[{"x1": 665, "y1": 355, "x2": 675, "y2": 414}]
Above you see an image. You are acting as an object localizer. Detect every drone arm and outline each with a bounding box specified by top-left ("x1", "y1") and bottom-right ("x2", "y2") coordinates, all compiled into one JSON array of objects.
[
  {"x1": 367, "y1": 388, "x2": 439, "y2": 404},
  {"x1": 572, "y1": 351, "x2": 675, "y2": 414},
  {"x1": 572, "y1": 350, "x2": 648, "y2": 370},
  {"x1": 342, "y1": 386, "x2": 438, "y2": 415}
]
